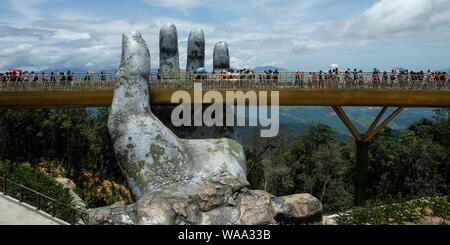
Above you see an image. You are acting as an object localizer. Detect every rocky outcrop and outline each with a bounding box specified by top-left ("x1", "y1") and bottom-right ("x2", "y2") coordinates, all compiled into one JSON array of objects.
[
  {"x1": 87, "y1": 176, "x2": 322, "y2": 225},
  {"x1": 272, "y1": 194, "x2": 324, "y2": 224},
  {"x1": 107, "y1": 31, "x2": 245, "y2": 200},
  {"x1": 87, "y1": 201, "x2": 137, "y2": 225}
]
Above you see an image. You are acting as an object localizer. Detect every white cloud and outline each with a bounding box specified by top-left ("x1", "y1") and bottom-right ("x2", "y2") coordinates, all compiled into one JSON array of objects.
[
  {"x1": 141, "y1": 0, "x2": 200, "y2": 8},
  {"x1": 0, "y1": 0, "x2": 448, "y2": 72},
  {"x1": 292, "y1": 0, "x2": 450, "y2": 53}
]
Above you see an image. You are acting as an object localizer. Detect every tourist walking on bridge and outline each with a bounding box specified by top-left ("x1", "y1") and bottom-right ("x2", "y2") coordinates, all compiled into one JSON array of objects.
[
  {"x1": 67, "y1": 70, "x2": 73, "y2": 87},
  {"x1": 382, "y1": 71, "x2": 388, "y2": 89},
  {"x1": 390, "y1": 70, "x2": 396, "y2": 88}
]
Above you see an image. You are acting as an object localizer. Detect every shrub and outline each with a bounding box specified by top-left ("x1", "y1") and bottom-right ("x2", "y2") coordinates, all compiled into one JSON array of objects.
[{"x1": 0, "y1": 160, "x2": 76, "y2": 222}]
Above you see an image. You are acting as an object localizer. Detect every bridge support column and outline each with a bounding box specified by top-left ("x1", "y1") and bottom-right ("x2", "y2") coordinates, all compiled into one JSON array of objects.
[
  {"x1": 331, "y1": 105, "x2": 404, "y2": 206},
  {"x1": 355, "y1": 140, "x2": 369, "y2": 206}
]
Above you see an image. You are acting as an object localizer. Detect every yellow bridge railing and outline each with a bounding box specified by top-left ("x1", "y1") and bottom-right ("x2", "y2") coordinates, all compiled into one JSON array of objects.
[{"x1": 0, "y1": 72, "x2": 449, "y2": 92}]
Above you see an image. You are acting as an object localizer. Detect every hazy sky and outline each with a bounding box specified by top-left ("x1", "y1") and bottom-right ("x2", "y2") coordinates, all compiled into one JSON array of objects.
[{"x1": 0, "y1": 0, "x2": 449, "y2": 72}]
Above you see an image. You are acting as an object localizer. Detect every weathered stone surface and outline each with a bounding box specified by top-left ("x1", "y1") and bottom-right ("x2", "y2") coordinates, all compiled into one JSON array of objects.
[
  {"x1": 159, "y1": 23, "x2": 179, "y2": 73},
  {"x1": 87, "y1": 177, "x2": 322, "y2": 225},
  {"x1": 186, "y1": 29, "x2": 205, "y2": 72},
  {"x1": 151, "y1": 104, "x2": 243, "y2": 145},
  {"x1": 189, "y1": 176, "x2": 248, "y2": 212},
  {"x1": 209, "y1": 175, "x2": 250, "y2": 192},
  {"x1": 135, "y1": 191, "x2": 199, "y2": 225},
  {"x1": 200, "y1": 206, "x2": 241, "y2": 225},
  {"x1": 108, "y1": 32, "x2": 194, "y2": 199},
  {"x1": 213, "y1": 41, "x2": 230, "y2": 73},
  {"x1": 237, "y1": 189, "x2": 277, "y2": 225},
  {"x1": 183, "y1": 138, "x2": 247, "y2": 182},
  {"x1": 272, "y1": 193, "x2": 323, "y2": 224},
  {"x1": 88, "y1": 201, "x2": 136, "y2": 225}
]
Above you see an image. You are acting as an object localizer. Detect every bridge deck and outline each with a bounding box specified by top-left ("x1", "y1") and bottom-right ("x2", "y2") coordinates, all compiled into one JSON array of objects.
[
  {"x1": 0, "y1": 72, "x2": 449, "y2": 108},
  {"x1": 1, "y1": 89, "x2": 449, "y2": 108}
]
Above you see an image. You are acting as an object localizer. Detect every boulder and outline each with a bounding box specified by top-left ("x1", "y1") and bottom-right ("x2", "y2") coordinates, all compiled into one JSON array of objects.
[
  {"x1": 200, "y1": 206, "x2": 241, "y2": 225},
  {"x1": 272, "y1": 193, "x2": 323, "y2": 224},
  {"x1": 189, "y1": 175, "x2": 249, "y2": 212},
  {"x1": 87, "y1": 176, "x2": 322, "y2": 225},
  {"x1": 237, "y1": 189, "x2": 277, "y2": 225},
  {"x1": 135, "y1": 191, "x2": 199, "y2": 225},
  {"x1": 88, "y1": 201, "x2": 136, "y2": 225}
]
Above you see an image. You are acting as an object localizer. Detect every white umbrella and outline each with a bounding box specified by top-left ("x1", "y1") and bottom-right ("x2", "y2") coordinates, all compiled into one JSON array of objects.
[{"x1": 329, "y1": 64, "x2": 339, "y2": 69}]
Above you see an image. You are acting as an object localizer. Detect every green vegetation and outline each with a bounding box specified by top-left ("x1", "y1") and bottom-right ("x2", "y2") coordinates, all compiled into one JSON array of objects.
[
  {"x1": 0, "y1": 107, "x2": 448, "y2": 224},
  {"x1": 0, "y1": 161, "x2": 76, "y2": 221},
  {"x1": 333, "y1": 191, "x2": 449, "y2": 225},
  {"x1": 244, "y1": 108, "x2": 449, "y2": 214},
  {"x1": 0, "y1": 108, "x2": 132, "y2": 209}
]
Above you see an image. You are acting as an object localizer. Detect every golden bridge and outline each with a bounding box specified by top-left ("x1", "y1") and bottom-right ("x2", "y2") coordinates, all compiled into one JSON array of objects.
[
  {"x1": 1, "y1": 71, "x2": 449, "y2": 206},
  {"x1": 1, "y1": 72, "x2": 449, "y2": 108}
]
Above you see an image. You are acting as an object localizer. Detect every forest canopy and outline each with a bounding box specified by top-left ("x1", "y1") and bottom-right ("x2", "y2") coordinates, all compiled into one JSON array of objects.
[{"x1": 0, "y1": 108, "x2": 448, "y2": 213}]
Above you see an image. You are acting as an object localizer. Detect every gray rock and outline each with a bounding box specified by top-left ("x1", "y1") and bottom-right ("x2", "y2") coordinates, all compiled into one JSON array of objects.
[
  {"x1": 159, "y1": 23, "x2": 179, "y2": 73},
  {"x1": 87, "y1": 177, "x2": 322, "y2": 225},
  {"x1": 200, "y1": 206, "x2": 241, "y2": 225},
  {"x1": 272, "y1": 193, "x2": 323, "y2": 224},
  {"x1": 87, "y1": 201, "x2": 137, "y2": 225},
  {"x1": 135, "y1": 191, "x2": 199, "y2": 225},
  {"x1": 189, "y1": 176, "x2": 248, "y2": 212},
  {"x1": 237, "y1": 189, "x2": 277, "y2": 225},
  {"x1": 186, "y1": 29, "x2": 205, "y2": 72},
  {"x1": 213, "y1": 41, "x2": 230, "y2": 73},
  {"x1": 151, "y1": 105, "x2": 244, "y2": 145}
]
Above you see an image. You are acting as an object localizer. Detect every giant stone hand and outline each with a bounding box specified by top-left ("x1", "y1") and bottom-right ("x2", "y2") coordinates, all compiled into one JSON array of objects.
[{"x1": 108, "y1": 31, "x2": 246, "y2": 200}]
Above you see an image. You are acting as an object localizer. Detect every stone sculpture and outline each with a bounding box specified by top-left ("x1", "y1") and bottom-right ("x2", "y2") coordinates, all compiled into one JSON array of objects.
[
  {"x1": 88, "y1": 175, "x2": 323, "y2": 225},
  {"x1": 96, "y1": 26, "x2": 323, "y2": 225},
  {"x1": 159, "y1": 23, "x2": 180, "y2": 73},
  {"x1": 107, "y1": 31, "x2": 246, "y2": 200},
  {"x1": 186, "y1": 28, "x2": 205, "y2": 72},
  {"x1": 213, "y1": 41, "x2": 230, "y2": 73}
]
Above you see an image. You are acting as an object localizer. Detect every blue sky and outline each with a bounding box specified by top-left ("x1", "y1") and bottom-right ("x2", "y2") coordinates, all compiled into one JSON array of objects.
[{"x1": 0, "y1": 0, "x2": 449, "y2": 72}]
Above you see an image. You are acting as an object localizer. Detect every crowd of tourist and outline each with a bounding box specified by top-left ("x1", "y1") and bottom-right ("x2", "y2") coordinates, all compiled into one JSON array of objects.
[
  {"x1": 290, "y1": 68, "x2": 447, "y2": 89},
  {"x1": 1, "y1": 68, "x2": 448, "y2": 90},
  {"x1": 0, "y1": 70, "x2": 109, "y2": 87},
  {"x1": 156, "y1": 67, "x2": 449, "y2": 89}
]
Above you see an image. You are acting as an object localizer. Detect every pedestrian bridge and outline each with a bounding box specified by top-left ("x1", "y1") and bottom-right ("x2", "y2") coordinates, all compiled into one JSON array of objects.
[{"x1": 0, "y1": 72, "x2": 449, "y2": 108}]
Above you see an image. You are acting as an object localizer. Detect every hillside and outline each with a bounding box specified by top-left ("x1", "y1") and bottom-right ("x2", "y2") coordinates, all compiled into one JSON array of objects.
[{"x1": 238, "y1": 106, "x2": 436, "y2": 141}]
